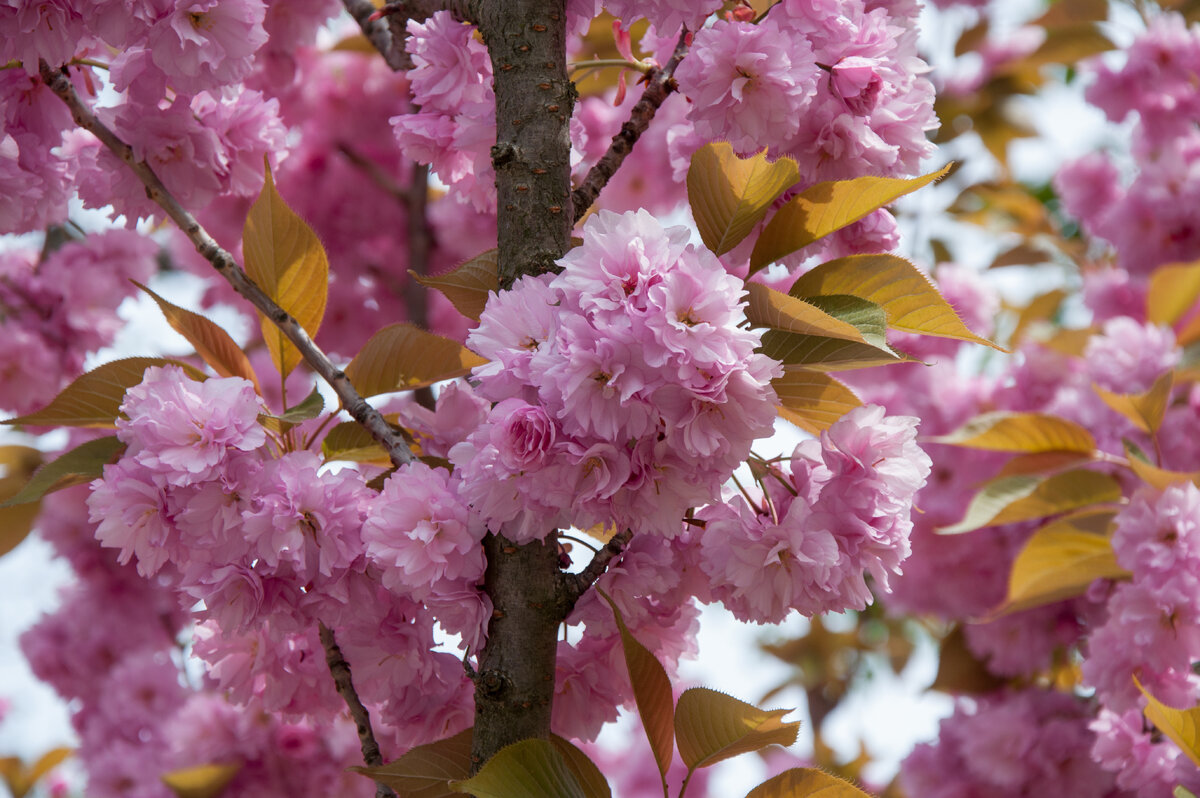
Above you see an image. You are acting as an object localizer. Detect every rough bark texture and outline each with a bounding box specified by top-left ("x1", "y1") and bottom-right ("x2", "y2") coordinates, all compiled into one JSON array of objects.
[{"x1": 470, "y1": 0, "x2": 574, "y2": 771}]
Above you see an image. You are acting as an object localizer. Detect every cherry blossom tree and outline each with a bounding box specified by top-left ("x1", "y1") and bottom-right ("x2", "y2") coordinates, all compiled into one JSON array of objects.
[{"x1": 3, "y1": 1, "x2": 1200, "y2": 798}]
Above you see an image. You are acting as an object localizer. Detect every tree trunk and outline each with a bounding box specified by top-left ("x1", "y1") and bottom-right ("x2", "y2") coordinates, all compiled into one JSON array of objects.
[{"x1": 469, "y1": 0, "x2": 574, "y2": 771}]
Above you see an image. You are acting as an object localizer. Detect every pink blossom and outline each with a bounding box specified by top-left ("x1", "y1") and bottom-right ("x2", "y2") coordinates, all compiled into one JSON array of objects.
[
  {"x1": 467, "y1": 273, "x2": 559, "y2": 402},
  {"x1": 118, "y1": 366, "x2": 265, "y2": 487},
  {"x1": 394, "y1": 381, "x2": 490, "y2": 458},
  {"x1": 1081, "y1": 581, "x2": 1200, "y2": 713},
  {"x1": 1083, "y1": 317, "x2": 1178, "y2": 393},
  {"x1": 147, "y1": 0, "x2": 268, "y2": 95},
  {"x1": 405, "y1": 11, "x2": 493, "y2": 114},
  {"x1": 602, "y1": 0, "x2": 722, "y2": 34},
  {"x1": 0, "y1": 132, "x2": 71, "y2": 234},
  {"x1": 1091, "y1": 708, "x2": 1182, "y2": 796},
  {"x1": 361, "y1": 462, "x2": 484, "y2": 600},
  {"x1": 0, "y1": 0, "x2": 95, "y2": 72},
  {"x1": 79, "y1": 97, "x2": 227, "y2": 223},
  {"x1": 1113, "y1": 483, "x2": 1200, "y2": 587},
  {"x1": 901, "y1": 690, "x2": 1117, "y2": 798},
  {"x1": 241, "y1": 452, "x2": 370, "y2": 584},
  {"x1": 89, "y1": 460, "x2": 176, "y2": 577},
  {"x1": 192, "y1": 88, "x2": 287, "y2": 196},
  {"x1": 488, "y1": 399, "x2": 557, "y2": 471},
  {"x1": 676, "y1": 18, "x2": 819, "y2": 154}
]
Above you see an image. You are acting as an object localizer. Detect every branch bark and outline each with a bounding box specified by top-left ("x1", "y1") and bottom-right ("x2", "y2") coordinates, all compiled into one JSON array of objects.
[
  {"x1": 571, "y1": 31, "x2": 690, "y2": 223},
  {"x1": 469, "y1": 0, "x2": 574, "y2": 771},
  {"x1": 341, "y1": 0, "x2": 411, "y2": 71},
  {"x1": 341, "y1": 0, "x2": 479, "y2": 71},
  {"x1": 37, "y1": 61, "x2": 415, "y2": 470},
  {"x1": 559, "y1": 528, "x2": 634, "y2": 614},
  {"x1": 318, "y1": 624, "x2": 396, "y2": 798}
]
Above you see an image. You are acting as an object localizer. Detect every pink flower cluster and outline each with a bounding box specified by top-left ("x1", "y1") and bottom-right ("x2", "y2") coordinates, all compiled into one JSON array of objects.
[
  {"x1": 85, "y1": 366, "x2": 479, "y2": 745},
  {"x1": 901, "y1": 689, "x2": 1119, "y2": 798},
  {"x1": 603, "y1": 0, "x2": 723, "y2": 35},
  {"x1": 73, "y1": 88, "x2": 287, "y2": 226},
  {"x1": 391, "y1": 11, "x2": 497, "y2": 211},
  {"x1": 697, "y1": 405, "x2": 931, "y2": 623},
  {"x1": 675, "y1": 0, "x2": 937, "y2": 182},
  {"x1": 1084, "y1": 483, "x2": 1200, "y2": 715},
  {"x1": 453, "y1": 209, "x2": 780, "y2": 541},
  {"x1": 0, "y1": 229, "x2": 157, "y2": 414},
  {"x1": 0, "y1": 0, "x2": 339, "y2": 234},
  {"x1": 1056, "y1": 15, "x2": 1200, "y2": 276}
]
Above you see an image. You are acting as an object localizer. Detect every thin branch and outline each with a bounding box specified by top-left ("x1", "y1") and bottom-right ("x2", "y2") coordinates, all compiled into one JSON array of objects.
[
  {"x1": 341, "y1": 0, "x2": 411, "y2": 71},
  {"x1": 571, "y1": 31, "x2": 691, "y2": 223},
  {"x1": 342, "y1": 0, "x2": 479, "y2": 72},
  {"x1": 559, "y1": 528, "x2": 634, "y2": 615},
  {"x1": 337, "y1": 142, "x2": 411, "y2": 207},
  {"x1": 38, "y1": 61, "x2": 414, "y2": 469},
  {"x1": 318, "y1": 623, "x2": 397, "y2": 798}
]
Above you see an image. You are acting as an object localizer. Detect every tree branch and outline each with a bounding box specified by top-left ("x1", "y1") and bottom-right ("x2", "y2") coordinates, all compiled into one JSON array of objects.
[
  {"x1": 341, "y1": 0, "x2": 411, "y2": 71},
  {"x1": 337, "y1": 142, "x2": 412, "y2": 207},
  {"x1": 318, "y1": 623, "x2": 396, "y2": 798},
  {"x1": 571, "y1": 31, "x2": 690, "y2": 223},
  {"x1": 558, "y1": 528, "x2": 634, "y2": 615},
  {"x1": 342, "y1": 0, "x2": 480, "y2": 72},
  {"x1": 37, "y1": 61, "x2": 414, "y2": 469}
]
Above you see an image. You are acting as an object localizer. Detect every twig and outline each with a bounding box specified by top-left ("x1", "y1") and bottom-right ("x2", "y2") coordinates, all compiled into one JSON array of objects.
[
  {"x1": 38, "y1": 60, "x2": 415, "y2": 469},
  {"x1": 570, "y1": 31, "x2": 690, "y2": 223},
  {"x1": 318, "y1": 623, "x2": 397, "y2": 798},
  {"x1": 559, "y1": 528, "x2": 634, "y2": 614}
]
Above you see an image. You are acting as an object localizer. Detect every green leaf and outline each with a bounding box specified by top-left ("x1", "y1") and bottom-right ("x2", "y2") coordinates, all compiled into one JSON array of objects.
[
  {"x1": 745, "y1": 284, "x2": 875, "y2": 342},
  {"x1": 134, "y1": 281, "x2": 261, "y2": 393},
  {"x1": 803, "y1": 295, "x2": 890, "y2": 349},
  {"x1": 345, "y1": 324, "x2": 487, "y2": 398},
  {"x1": 759, "y1": 330, "x2": 907, "y2": 370},
  {"x1": 161, "y1": 763, "x2": 242, "y2": 798},
  {"x1": 935, "y1": 412, "x2": 1097, "y2": 454},
  {"x1": 939, "y1": 469, "x2": 1123, "y2": 535},
  {"x1": 270, "y1": 385, "x2": 325, "y2": 424},
  {"x1": 995, "y1": 510, "x2": 1127, "y2": 615},
  {"x1": 243, "y1": 162, "x2": 330, "y2": 378},
  {"x1": 1, "y1": 358, "x2": 207, "y2": 428},
  {"x1": 450, "y1": 739, "x2": 586, "y2": 798},
  {"x1": 788, "y1": 254, "x2": 1004, "y2": 350},
  {"x1": 598, "y1": 589, "x2": 675, "y2": 789},
  {"x1": 772, "y1": 369, "x2": 862, "y2": 434},
  {"x1": 549, "y1": 737, "x2": 612, "y2": 798},
  {"x1": 1137, "y1": 677, "x2": 1200, "y2": 769},
  {"x1": 756, "y1": 293, "x2": 905, "y2": 370},
  {"x1": 744, "y1": 767, "x2": 872, "y2": 798},
  {"x1": 322, "y1": 419, "x2": 398, "y2": 464},
  {"x1": 1, "y1": 436, "x2": 124, "y2": 509},
  {"x1": 749, "y1": 164, "x2": 952, "y2": 273},
  {"x1": 352, "y1": 729, "x2": 472, "y2": 798},
  {"x1": 674, "y1": 688, "x2": 799, "y2": 771},
  {"x1": 1093, "y1": 371, "x2": 1174, "y2": 434},
  {"x1": 687, "y1": 142, "x2": 800, "y2": 255},
  {"x1": 415, "y1": 249, "x2": 499, "y2": 322}
]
